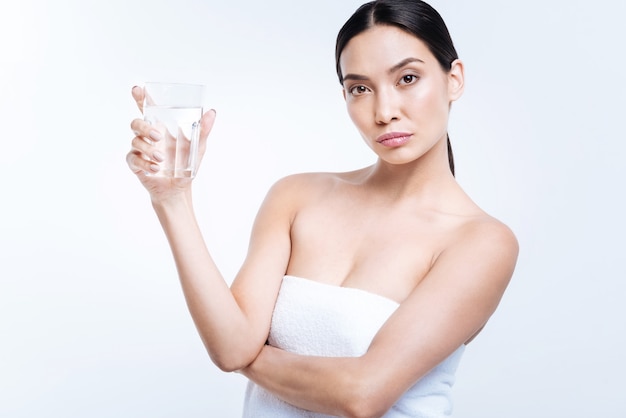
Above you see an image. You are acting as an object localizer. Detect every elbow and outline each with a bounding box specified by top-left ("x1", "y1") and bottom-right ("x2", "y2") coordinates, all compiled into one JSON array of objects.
[
  {"x1": 343, "y1": 399, "x2": 390, "y2": 418},
  {"x1": 210, "y1": 352, "x2": 254, "y2": 373},
  {"x1": 212, "y1": 358, "x2": 244, "y2": 373},
  {"x1": 341, "y1": 377, "x2": 395, "y2": 418},
  {"x1": 206, "y1": 345, "x2": 257, "y2": 373},
  {"x1": 198, "y1": 332, "x2": 262, "y2": 372}
]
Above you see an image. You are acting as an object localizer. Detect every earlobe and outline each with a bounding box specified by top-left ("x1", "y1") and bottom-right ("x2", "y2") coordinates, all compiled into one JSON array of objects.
[{"x1": 448, "y1": 59, "x2": 465, "y2": 101}]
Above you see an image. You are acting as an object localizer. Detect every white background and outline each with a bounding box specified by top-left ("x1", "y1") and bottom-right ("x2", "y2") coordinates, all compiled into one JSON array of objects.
[{"x1": 1, "y1": 0, "x2": 625, "y2": 416}]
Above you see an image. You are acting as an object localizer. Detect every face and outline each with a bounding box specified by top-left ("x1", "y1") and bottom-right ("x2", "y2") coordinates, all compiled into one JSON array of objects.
[{"x1": 339, "y1": 25, "x2": 464, "y2": 166}]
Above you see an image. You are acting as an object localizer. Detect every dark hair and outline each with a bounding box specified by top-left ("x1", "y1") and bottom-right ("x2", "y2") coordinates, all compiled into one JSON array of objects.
[{"x1": 335, "y1": 0, "x2": 458, "y2": 175}]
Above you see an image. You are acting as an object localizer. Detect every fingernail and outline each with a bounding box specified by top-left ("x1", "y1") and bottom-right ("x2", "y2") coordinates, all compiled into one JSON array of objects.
[
  {"x1": 153, "y1": 151, "x2": 164, "y2": 162},
  {"x1": 150, "y1": 163, "x2": 160, "y2": 172},
  {"x1": 132, "y1": 85, "x2": 140, "y2": 93},
  {"x1": 149, "y1": 130, "x2": 163, "y2": 142}
]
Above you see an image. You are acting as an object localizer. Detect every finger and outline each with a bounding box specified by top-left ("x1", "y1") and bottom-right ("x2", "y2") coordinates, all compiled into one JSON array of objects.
[
  {"x1": 130, "y1": 118, "x2": 164, "y2": 143},
  {"x1": 126, "y1": 149, "x2": 160, "y2": 175},
  {"x1": 131, "y1": 135, "x2": 165, "y2": 163},
  {"x1": 131, "y1": 86, "x2": 145, "y2": 114}
]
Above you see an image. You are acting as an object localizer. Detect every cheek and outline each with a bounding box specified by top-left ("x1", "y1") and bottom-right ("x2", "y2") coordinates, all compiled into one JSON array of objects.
[
  {"x1": 346, "y1": 101, "x2": 367, "y2": 129},
  {"x1": 410, "y1": 85, "x2": 449, "y2": 122}
]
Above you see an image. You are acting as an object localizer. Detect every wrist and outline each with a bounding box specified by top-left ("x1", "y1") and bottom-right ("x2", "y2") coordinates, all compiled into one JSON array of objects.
[{"x1": 151, "y1": 189, "x2": 194, "y2": 218}]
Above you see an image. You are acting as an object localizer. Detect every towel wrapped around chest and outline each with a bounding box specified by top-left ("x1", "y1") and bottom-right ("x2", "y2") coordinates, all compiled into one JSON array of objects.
[{"x1": 243, "y1": 275, "x2": 465, "y2": 418}]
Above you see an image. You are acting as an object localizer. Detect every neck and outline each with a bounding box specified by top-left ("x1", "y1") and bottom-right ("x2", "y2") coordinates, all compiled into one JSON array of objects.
[{"x1": 365, "y1": 140, "x2": 456, "y2": 202}]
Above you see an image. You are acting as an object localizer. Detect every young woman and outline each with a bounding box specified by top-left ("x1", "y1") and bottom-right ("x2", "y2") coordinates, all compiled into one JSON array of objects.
[{"x1": 126, "y1": 1, "x2": 518, "y2": 416}]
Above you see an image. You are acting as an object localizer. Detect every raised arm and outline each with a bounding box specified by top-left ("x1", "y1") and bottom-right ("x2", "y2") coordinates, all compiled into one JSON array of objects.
[
  {"x1": 150, "y1": 178, "x2": 294, "y2": 371},
  {"x1": 126, "y1": 87, "x2": 295, "y2": 371},
  {"x1": 242, "y1": 220, "x2": 518, "y2": 417}
]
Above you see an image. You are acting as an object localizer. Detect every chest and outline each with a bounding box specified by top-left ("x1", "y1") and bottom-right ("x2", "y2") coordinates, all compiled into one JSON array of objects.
[{"x1": 287, "y1": 198, "x2": 451, "y2": 302}]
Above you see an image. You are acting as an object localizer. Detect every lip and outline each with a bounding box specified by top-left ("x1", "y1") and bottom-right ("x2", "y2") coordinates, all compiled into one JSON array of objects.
[{"x1": 376, "y1": 132, "x2": 413, "y2": 147}]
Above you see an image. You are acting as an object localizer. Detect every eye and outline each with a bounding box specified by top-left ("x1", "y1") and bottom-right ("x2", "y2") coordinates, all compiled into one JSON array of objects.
[
  {"x1": 348, "y1": 85, "x2": 370, "y2": 96},
  {"x1": 398, "y1": 74, "x2": 419, "y2": 85}
]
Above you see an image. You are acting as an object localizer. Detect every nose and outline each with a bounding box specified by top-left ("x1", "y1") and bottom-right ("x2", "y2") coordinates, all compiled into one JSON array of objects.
[{"x1": 374, "y1": 89, "x2": 399, "y2": 125}]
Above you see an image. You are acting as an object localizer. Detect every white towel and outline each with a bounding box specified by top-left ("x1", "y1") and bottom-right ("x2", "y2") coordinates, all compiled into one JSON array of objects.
[{"x1": 242, "y1": 276, "x2": 464, "y2": 418}]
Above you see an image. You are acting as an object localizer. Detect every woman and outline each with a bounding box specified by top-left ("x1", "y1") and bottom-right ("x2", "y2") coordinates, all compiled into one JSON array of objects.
[{"x1": 127, "y1": 1, "x2": 518, "y2": 416}]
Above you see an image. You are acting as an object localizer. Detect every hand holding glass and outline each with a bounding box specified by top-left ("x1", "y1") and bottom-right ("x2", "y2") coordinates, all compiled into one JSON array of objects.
[{"x1": 143, "y1": 82, "x2": 204, "y2": 178}]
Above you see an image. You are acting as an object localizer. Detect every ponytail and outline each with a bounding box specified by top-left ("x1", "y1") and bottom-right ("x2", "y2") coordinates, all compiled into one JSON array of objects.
[{"x1": 447, "y1": 134, "x2": 455, "y2": 176}]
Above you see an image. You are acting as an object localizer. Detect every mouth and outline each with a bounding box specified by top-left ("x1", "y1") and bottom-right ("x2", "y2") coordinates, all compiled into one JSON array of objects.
[{"x1": 376, "y1": 132, "x2": 413, "y2": 147}]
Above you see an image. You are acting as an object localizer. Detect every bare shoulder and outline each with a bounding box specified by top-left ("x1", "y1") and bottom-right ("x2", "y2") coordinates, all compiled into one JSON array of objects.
[
  {"x1": 445, "y1": 213, "x2": 519, "y2": 285},
  {"x1": 265, "y1": 170, "x2": 359, "y2": 206},
  {"x1": 270, "y1": 171, "x2": 338, "y2": 192},
  {"x1": 460, "y1": 214, "x2": 518, "y2": 253}
]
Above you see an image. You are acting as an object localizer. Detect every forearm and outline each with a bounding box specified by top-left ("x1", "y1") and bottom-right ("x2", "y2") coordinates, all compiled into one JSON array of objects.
[
  {"x1": 152, "y1": 192, "x2": 259, "y2": 370},
  {"x1": 242, "y1": 346, "x2": 388, "y2": 418}
]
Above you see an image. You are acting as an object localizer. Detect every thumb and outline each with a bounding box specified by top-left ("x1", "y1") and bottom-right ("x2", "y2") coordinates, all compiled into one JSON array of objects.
[
  {"x1": 200, "y1": 109, "x2": 217, "y2": 141},
  {"x1": 131, "y1": 86, "x2": 145, "y2": 114}
]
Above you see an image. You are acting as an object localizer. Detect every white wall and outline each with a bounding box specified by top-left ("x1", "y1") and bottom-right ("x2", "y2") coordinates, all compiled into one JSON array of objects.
[{"x1": 1, "y1": 0, "x2": 624, "y2": 416}]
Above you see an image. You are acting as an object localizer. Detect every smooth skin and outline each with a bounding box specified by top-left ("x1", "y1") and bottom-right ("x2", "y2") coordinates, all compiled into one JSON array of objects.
[{"x1": 127, "y1": 25, "x2": 518, "y2": 418}]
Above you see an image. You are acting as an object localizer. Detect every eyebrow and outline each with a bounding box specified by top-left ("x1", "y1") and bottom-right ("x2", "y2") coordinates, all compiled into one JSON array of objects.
[{"x1": 342, "y1": 57, "x2": 425, "y2": 83}]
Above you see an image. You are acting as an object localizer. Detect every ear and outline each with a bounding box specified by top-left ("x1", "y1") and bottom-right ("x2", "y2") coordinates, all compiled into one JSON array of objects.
[{"x1": 447, "y1": 59, "x2": 465, "y2": 102}]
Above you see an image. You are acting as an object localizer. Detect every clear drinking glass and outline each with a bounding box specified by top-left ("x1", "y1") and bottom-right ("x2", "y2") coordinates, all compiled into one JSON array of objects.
[{"x1": 143, "y1": 82, "x2": 205, "y2": 178}]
